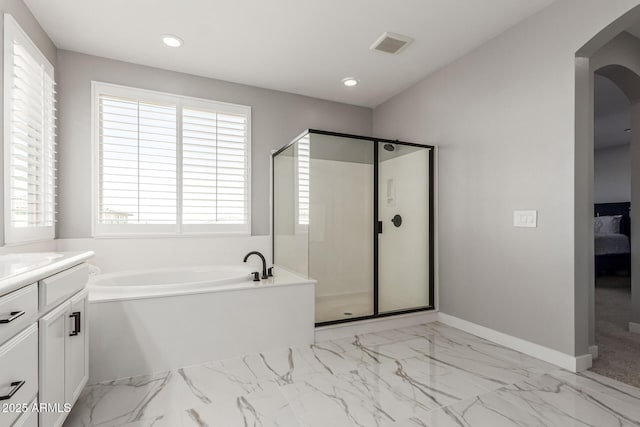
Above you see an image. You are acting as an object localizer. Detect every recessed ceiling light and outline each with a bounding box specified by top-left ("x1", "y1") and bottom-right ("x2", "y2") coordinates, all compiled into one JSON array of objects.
[
  {"x1": 162, "y1": 35, "x2": 183, "y2": 48},
  {"x1": 342, "y1": 77, "x2": 359, "y2": 87}
]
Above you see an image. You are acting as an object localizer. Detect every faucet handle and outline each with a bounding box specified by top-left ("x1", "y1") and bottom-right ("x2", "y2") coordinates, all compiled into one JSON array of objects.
[
  {"x1": 251, "y1": 272, "x2": 260, "y2": 282},
  {"x1": 267, "y1": 267, "x2": 274, "y2": 277}
]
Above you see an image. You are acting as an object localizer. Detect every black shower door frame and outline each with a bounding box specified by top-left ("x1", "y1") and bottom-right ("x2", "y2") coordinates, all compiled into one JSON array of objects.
[{"x1": 272, "y1": 129, "x2": 435, "y2": 326}]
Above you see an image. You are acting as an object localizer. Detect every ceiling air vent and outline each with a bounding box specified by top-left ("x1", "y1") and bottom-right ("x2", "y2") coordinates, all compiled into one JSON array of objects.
[{"x1": 370, "y1": 32, "x2": 413, "y2": 55}]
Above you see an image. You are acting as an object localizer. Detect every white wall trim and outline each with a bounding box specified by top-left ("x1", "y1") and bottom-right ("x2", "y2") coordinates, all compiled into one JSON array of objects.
[
  {"x1": 629, "y1": 322, "x2": 640, "y2": 334},
  {"x1": 588, "y1": 344, "x2": 599, "y2": 360},
  {"x1": 437, "y1": 313, "x2": 592, "y2": 372},
  {"x1": 315, "y1": 311, "x2": 438, "y2": 342}
]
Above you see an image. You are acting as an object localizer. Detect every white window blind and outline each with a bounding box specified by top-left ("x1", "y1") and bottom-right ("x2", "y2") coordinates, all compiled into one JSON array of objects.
[
  {"x1": 182, "y1": 108, "x2": 248, "y2": 226},
  {"x1": 297, "y1": 135, "x2": 310, "y2": 225},
  {"x1": 98, "y1": 95, "x2": 177, "y2": 226},
  {"x1": 93, "y1": 82, "x2": 251, "y2": 236},
  {"x1": 4, "y1": 14, "x2": 56, "y2": 243}
]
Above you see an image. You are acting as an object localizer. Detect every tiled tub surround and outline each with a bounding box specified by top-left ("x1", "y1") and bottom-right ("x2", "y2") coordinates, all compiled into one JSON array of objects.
[{"x1": 64, "y1": 322, "x2": 640, "y2": 427}]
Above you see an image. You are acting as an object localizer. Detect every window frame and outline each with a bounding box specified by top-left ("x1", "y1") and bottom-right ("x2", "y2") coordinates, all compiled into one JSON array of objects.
[
  {"x1": 3, "y1": 14, "x2": 56, "y2": 244},
  {"x1": 91, "y1": 81, "x2": 252, "y2": 238}
]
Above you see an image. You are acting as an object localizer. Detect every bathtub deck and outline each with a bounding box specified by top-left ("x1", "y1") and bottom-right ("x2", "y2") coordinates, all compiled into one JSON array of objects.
[{"x1": 63, "y1": 322, "x2": 640, "y2": 427}]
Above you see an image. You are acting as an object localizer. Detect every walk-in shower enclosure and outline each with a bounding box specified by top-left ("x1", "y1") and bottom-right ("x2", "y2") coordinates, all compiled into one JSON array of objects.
[{"x1": 273, "y1": 130, "x2": 434, "y2": 325}]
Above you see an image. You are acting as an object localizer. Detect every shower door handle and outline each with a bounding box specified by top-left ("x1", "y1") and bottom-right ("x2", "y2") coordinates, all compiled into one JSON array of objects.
[{"x1": 377, "y1": 221, "x2": 383, "y2": 234}]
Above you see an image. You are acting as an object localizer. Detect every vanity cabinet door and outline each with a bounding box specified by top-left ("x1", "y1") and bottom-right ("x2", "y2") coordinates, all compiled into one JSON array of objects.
[
  {"x1": 39, "y1": 301, "x2": 70, "y2": 427},
  {"x1": 65, "y1": 289, "x2": 88, "y2": 404}
]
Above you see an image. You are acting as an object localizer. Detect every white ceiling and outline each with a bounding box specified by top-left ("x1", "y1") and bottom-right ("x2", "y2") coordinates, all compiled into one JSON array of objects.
[
  {"x1": 594, "y1": 74, "x2": 630, "y2": 149},
  {"x1": 25, "y1": 0, "x2": 556, "y2": 107}
]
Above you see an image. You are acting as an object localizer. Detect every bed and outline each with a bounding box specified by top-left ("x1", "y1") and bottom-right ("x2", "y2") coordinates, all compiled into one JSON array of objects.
[{"x1": 594, "y1": 202, "x2": 631, "y2": 276}]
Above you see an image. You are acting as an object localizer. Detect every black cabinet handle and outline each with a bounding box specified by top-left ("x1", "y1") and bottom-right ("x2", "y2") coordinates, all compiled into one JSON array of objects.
[
  {"x1": 69, "y1": 312, "x2": 81, "y2": 336},
  {"x1": 0, "y1": 381, "x2": 25, "y2": 401},
  {"x1": 0, "y1": 311, "x2": 25, "y2": 324}
]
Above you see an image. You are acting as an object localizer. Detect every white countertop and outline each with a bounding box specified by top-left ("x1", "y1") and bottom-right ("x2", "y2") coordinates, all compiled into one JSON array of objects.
[{"x1": 0, "y1": 251, "x2": 95, "y2": 296}]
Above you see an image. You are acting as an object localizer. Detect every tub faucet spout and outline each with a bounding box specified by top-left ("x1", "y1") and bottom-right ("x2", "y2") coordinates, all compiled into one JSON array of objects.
[{"x1": 243, "y1": 251, "x2": 268, "y2": 280}]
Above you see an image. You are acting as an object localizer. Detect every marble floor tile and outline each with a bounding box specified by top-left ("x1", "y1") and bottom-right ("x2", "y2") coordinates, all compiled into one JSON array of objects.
[
  {"x1": 415, "y1": 370, "x2": 640, "y2": 427},
  {"x1": 64, "y1": 322, "x2": 640, "y2": 427},
  {"x1": 579, "y1": 369, "x2": 640, "y2": 400},
  {"x1": 113, "y1": 413, "x2": 182, "y2": 427},
  {"x1": 240, "y1": 346, "x2": 326, "y2": 385},
  {"x1": 63, "y1": 371, "x2": 175, "y2": 427},
  {"x1": 179, "y1": 381, "x2": 301, "y2": 427},
  {"x1": 404, "y1": 337, "x2": 556, "y2": 390},
  {"x1": 297, "y1": 343, "x2": 376, "y2": 375},
  {"x1": 279, "y1": 358, "x2": 492, "y2": 427},
  {"x1": 325, "y1": 329, "x2": 410, "y2": 351}
]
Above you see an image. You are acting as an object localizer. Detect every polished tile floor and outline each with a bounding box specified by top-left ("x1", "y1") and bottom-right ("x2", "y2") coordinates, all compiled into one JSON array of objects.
[{"x1": 63, "y1": 322, "x2": 640, "y2": 427}]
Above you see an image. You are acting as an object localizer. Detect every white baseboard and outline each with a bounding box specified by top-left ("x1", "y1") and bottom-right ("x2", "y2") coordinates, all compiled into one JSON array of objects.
[
  {"x1": 588, "y1": 345, "x2": 599, "y2": 360},
  {"x1": 315, "y1": 311, "x2": 438, "y2": 342},
  {"x1": 437, "y1": 313, "x2": 592, "y2": 372},
  {"x1": 630, "y1": 322, "x2": 640, "y2": 334}
]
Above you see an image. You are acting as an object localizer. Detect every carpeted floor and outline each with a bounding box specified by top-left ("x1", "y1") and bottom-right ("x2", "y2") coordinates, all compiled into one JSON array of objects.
[{"x1": 591, "y1": 275, "x2": 640, "y2": 388}]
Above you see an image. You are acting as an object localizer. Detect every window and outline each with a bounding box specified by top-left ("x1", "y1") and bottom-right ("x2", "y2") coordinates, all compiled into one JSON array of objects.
[
  {"x1": 92, "y1": 82, "x2": 251, "y2": 236},
  {"x1": 3, "y1": 15, "x2": 56, "y2": 244}
]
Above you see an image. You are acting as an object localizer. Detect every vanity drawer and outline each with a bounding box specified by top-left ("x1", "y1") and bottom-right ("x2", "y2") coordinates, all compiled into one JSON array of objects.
[
  {"x1": 0, "y1": 283, "x2": 37, "y2": 346},
  {"x1": 12, "y1": 398, "x2": 38, "y2": 427},
  {"x1": 0, "y1": 324, "x2": 38, "y2": 427},
  {"x1": 39, "y1": 263, "x2": 89, "y2": 311}
]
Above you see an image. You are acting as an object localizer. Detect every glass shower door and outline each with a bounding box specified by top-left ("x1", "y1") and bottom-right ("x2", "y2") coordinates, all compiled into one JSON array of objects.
[
  {"x1": 309, "y1": 133, "x2": 375, "y2": 323},
  {"x1": 377, "y1": 142, "x2": 433, "y2": 313},
  {"x1": 273, "y1": 139, "x2": 309, "y2": 277}
]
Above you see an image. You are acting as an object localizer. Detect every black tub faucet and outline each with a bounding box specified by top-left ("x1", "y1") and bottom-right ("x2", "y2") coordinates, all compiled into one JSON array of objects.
[{"x1": 243, "y1": 251, "x2": 268, "y2": 280}]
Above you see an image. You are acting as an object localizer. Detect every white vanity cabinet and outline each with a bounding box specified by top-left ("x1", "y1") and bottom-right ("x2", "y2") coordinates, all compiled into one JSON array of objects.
[
  {"x1": 39, "y1": 302, "x2": 67, "y2": 427},
  {"x1": 65, "y1": 290, "x2": 89, "y2": 405},
  {"x1": 0, "y1": 324, "x2": 38, "y2": 427},
  {"x1": 0, "y1": 251, "x2": 93, "y2": 427},
  {"x1": 39, "y1": 271, "x2": 90, "y2": 427}
]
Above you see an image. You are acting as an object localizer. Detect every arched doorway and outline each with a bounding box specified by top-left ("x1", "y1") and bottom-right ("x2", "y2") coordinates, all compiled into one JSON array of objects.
[
  {"x1": 576, "y1": 26, "x2": 640, "y2": 386},
  {"x1": 591, "y1": 64, "x2": 640, "y2": 385}
]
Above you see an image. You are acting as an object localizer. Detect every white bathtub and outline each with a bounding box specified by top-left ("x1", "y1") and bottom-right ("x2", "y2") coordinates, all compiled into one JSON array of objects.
[
  {"x1": 90, "y1": 264, "x2": 256, "y2": 301},
  {"x1": 88, "y1": 265, "x2": 315, "y2": 382}
]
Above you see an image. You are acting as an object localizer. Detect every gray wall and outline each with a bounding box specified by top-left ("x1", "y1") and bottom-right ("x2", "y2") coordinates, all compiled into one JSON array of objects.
[
  {"x1": 0, "y1": 0, "x2": 57, "y2": 245},
  {"x1": 373, "y1": 0, "x2": 640, "y2": 356},
  {"x1": 55, "y1": 50, "x2": 372, "y2": 237},
  {"x1": 594, "y1": 145, "x2": 631, "y2": 203}
]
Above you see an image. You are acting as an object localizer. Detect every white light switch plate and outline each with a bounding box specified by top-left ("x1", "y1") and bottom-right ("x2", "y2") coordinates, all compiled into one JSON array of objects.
[{"x1": 513, "y1": 210, "x2": 537, "y2": 228}]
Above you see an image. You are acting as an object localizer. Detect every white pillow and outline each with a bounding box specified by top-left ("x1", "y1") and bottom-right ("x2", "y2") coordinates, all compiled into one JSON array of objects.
[{"x1": 594, "y1": 215, "x2": 622, "y2": 234}]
